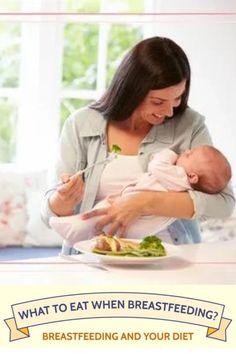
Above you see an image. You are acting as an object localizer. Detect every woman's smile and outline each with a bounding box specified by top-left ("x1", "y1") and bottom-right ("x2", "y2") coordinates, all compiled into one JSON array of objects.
[
  {"x1": 151, "y1": 113, "x2": 166, "y2": 124},
  {"x1": 132, "y1": 81, "x2": 186, "y2": 127},
  {"x1": 153, "y1": 113, "x2": 162, "y2": 118}
]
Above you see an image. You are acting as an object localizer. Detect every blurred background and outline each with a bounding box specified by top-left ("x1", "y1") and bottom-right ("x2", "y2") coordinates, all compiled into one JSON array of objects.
[
  {"x1": 0, "y1": 0, "x2": 236, "y2": 256},
  {"x1": 0, "y1": 0, "x2": 235, "y2": 182}
]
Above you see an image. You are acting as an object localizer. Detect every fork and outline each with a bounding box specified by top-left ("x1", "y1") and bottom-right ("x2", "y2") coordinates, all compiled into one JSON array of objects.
[{"x1": 45, "y1": 153, "x2": 117, "y2": 195}]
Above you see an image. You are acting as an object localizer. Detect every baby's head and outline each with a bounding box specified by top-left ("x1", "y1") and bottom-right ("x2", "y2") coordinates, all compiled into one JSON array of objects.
[{"x1": 176, "y1": 145, "x2": 232, "y2": 193}]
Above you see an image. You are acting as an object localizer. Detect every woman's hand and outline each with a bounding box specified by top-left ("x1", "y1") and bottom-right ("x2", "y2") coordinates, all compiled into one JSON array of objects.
[
  {"x1": 82, "y1": 193, "x2": 150, "y2": 236},
  {"x1": 81, "y1": 190, "x2": 194, "y2": 236},
  {"x1": 49, "y1": 173, "x2": 85, "y2": 216}
]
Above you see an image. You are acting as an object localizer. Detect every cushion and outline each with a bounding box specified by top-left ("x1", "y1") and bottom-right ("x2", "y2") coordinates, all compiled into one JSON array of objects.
[
  {"x1": 0, "y1": 167, "x2": 27, "y2": 246},
  {"x1": 0, "y1": 165, "x2": 62, "y2": 247},
  {"x1": 24, "y1": 190, "x2": 62, "y2": 247},
  {"x1": 200, "y1": 217, "x2": 236, "y2": 243}
]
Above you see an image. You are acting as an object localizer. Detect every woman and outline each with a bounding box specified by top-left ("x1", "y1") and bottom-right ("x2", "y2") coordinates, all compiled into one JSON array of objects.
[{"x1": 42, "y1": 36, "x2": 235, "y2": 254}]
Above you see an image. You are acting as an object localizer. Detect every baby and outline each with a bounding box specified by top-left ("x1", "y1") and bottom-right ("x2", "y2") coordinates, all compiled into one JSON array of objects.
[{"x1": 49, "y1": 145, "x2": 232, "y2": 246}]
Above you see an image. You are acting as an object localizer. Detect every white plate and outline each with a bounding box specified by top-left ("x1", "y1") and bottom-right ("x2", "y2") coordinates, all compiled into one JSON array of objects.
[{"x1": 74, "y1": 239, "x2": 178, "y2": 265}]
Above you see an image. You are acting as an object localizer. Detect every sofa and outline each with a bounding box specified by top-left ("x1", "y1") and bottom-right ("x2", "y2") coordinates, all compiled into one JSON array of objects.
[{"x1": 0, "y1": 164, "x2": 235, "y2": 261}]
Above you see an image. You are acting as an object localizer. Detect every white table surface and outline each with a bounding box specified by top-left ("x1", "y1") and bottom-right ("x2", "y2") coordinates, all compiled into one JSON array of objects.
[{"x1": 0, "y1": 240, "x2": 236, "y2": 285}]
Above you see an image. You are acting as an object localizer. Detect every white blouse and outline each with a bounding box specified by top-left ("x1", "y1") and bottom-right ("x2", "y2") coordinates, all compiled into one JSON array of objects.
[{"x1": 96, "y1": 153, "x2": 143, "y2": 202}]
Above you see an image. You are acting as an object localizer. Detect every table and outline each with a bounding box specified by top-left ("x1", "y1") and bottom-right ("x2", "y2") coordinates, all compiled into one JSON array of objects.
[{"x1": 0, "y1": 240, "x2": 235, "y2": 284}]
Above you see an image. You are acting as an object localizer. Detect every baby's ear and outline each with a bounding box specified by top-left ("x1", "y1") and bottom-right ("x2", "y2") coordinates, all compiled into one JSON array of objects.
[{"x1": 188, "y1": 172, "x2": 199, "y2": 185}]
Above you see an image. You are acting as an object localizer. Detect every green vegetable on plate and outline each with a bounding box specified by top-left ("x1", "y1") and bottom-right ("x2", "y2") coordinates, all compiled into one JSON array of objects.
[{"x1": 92, "y1": 235, "x2": 166, "y2": 257}]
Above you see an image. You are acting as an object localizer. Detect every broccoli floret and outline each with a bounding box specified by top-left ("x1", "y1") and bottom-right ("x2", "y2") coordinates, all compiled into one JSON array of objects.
[
  {"x1": 139, "y1": 236, "x2": 166, "y2": 256},
  {"x1": 111, "y1": 144, "x2": 122, "y2": 154},
  {"x1": 139, "y1": 235, "x2": 162, "y2": 250}
]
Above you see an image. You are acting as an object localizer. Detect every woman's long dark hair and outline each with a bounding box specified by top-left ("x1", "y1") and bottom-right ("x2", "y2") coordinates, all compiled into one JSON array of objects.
[{"x1": 90, "y1": 36, "x2": 191, "y2": 121}]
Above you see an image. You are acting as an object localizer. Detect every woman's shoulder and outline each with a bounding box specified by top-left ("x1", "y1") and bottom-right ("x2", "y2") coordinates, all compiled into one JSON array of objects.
[
  {"x1": 171, "y1": 107, "x2": 210, "y2": 149},
  {"x1": 65, "y1": 106, "x2": 106, "y2": 136},
  {"x1": 68, "y1": 106, "x2": 104, "y2": 124},
  {"x1": 177, "y1": 107, "x2": 205, "y2": 126}
]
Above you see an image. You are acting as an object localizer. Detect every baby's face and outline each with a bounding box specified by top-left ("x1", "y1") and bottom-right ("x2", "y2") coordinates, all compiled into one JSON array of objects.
[{"x1": 176, "y1": 147, "x2": 208, "y2": 174}]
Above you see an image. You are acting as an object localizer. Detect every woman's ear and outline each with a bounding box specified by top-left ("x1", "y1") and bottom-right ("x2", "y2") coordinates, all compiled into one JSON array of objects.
[{"x1": 188, "y1": 172, "x2": 199, "y2": 185}]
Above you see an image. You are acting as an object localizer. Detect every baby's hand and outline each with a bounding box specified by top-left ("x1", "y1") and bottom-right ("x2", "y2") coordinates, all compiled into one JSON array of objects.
[{"x1": 49, "y1": 173, "x2": 84, "y2": 216}]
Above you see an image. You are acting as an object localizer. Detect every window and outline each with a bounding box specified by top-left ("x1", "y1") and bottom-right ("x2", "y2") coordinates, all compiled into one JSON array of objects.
[
  {"x1": 0, "y1": 0, "x2": 148, "y2": 167},
  {"x1": 61, "y1": 0, "x2": 145, "y2": 127},
  {"x1": 0, "y1": 21, "x2": 20, "y2": 163}
]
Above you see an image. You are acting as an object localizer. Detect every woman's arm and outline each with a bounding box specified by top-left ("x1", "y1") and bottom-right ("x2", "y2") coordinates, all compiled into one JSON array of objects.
[
  {"x1": 188, "y1": 113, "x2": 235, "y2": 219},
  {"x1": 82, "y1": 186, "x2": 235, "y2": 236},
  {"x1": 189, "y1": 184, "x2": 235, "y2": 220},
  {"x1": 82, "y1": 112, "x2": 235, "y2": 235},
  {"x1": 82, "y1": 191, "x2": 194, "y2": 236},
  {"x1": 41, "y1": 113, "x2": 86, "y2": 225}
]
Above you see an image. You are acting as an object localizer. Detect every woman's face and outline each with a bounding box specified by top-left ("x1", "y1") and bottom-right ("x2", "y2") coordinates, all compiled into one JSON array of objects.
[{"x1": 133, "y1": 80, "x2": 186, "y2": 125}]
